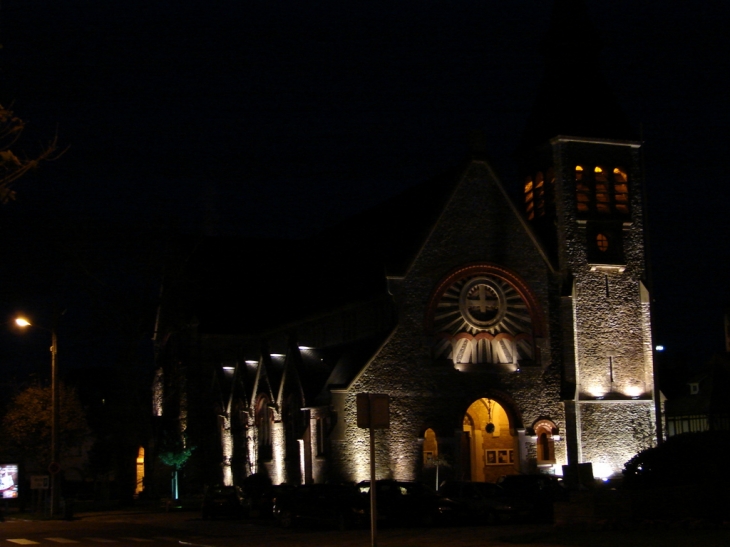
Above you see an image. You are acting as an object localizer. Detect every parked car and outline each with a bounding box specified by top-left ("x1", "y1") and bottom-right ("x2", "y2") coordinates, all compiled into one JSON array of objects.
[
  {"x1": 437, "y1": 480, "x2": 531, "y2": 524},
  {"x1": 357, "y1": 479, "x2": 458, "y2": 527},
  {"x1": 273, "y1": 483, "x2": 366, "y2": 530},
  {"x1": 496, "y1": 474, "x2": 568, "y2": 522},
  {"x1": 201, "y1": 485, "x2": 245, "y2": 520},
  {"x1": 244, "y1": 483, "x2": 295, "y2": 518}
]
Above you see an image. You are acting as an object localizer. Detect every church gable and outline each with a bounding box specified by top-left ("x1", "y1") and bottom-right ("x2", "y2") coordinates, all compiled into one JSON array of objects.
[
  {"x1": 404, "y1": 159, "x2": 552, "y2": 283},
  {"x1": 384, "y1": 159, "x2": 554, "y2": 372},
  {"x1": 348, "y1": 158, "x2": 554, "y2": 389}
]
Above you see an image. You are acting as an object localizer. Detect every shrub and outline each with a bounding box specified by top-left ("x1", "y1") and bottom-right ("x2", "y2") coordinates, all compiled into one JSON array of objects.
[{"x1": 623, "y1": 431, "x2": 729, "y2": 489}]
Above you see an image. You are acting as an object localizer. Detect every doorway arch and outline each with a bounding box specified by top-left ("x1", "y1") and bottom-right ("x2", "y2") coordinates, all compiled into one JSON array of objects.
[{"x1": 462, "y1": 398, "x2": 519, "y2": 482}]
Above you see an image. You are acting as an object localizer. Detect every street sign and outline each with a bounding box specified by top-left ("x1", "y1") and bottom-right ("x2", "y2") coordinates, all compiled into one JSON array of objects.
[
  {"x1": 356, "y1": 393, "x2": 390, "y2": 429},
  {"x1": 48, "y1": 462, "x2": 61, "y2": 475},
  {"x1": 31, "y1": 475, "x2": 49, "y2": 490}
]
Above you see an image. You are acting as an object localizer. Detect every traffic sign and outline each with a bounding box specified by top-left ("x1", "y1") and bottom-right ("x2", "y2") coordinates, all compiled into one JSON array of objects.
[{"x1": 31, "y1": 475, "x2": 49, "y2": 490}]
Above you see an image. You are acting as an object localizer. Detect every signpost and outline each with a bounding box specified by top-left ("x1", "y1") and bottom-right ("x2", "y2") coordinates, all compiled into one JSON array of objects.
[{"x1": 356, "y1": 393, "x2": 389, "y2": 547}]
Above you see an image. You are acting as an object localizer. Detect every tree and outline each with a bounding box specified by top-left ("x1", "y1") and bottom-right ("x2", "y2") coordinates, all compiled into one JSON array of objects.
[
  {"x1": 158, "y1": 430, "x2": 195, "y2": 501},
  {"x1": 0, "y1": 382, "x2": 91, "y2": 473},
  {"x1": 423, "y1": 454, "x2": 451, "y2": 491},
  {"x1": 0, "y1": 104, "x2": 60, "y2": 204},
  {"x1": 623, "y1": 431, "x2": 728, "y2": 490}
]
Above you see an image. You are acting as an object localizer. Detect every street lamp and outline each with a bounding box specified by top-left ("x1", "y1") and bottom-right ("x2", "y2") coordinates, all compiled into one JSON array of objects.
[{"x1": 15, "y1": 316, "x2": 60, "y2": 518}]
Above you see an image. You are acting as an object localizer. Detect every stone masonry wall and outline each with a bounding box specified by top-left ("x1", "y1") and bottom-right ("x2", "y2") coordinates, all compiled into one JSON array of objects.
[
  {"x1": 552, "y1": 139, "x2": 657, "y2": 473},
  {"x1": 578, "y1": 401, "x2": 656, "y2": 475}
]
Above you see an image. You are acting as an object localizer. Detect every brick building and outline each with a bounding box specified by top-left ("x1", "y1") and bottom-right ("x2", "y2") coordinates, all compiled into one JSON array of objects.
[{"x1": 150, "y1": 1, "x2": 658, "y2": 494}]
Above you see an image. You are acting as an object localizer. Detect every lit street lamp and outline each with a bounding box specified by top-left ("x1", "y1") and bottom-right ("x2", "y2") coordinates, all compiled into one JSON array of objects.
[{"x1": 15, "y1": 316, "x2": 60, "y2": 518}]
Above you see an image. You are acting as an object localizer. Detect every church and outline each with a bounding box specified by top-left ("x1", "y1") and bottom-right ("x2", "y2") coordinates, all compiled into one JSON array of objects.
[{"x1": 149, "y1": 1, "x2": 658, "y2": 495}]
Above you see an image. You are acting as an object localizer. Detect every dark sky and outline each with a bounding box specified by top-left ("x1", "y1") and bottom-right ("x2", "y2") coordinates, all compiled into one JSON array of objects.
[{"x1": 0, "y1": 1, "x2": 728, "y2": 380}]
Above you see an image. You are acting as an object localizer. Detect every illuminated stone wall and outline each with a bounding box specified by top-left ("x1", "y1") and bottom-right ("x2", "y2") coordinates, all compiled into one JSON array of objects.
[{"x1": 578, "y1": 401, "x2": 656, "y2": 478}]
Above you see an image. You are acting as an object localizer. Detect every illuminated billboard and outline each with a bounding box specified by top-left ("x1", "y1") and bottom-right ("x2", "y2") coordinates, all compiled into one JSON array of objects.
[{"x1": 0, "y1": 464, "x2": 18, "y2": 499}]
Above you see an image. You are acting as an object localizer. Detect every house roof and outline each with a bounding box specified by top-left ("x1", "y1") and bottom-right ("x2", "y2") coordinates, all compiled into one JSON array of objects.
[{"x1": 665, "y1": 352, "x2": 730, "y2": 416}]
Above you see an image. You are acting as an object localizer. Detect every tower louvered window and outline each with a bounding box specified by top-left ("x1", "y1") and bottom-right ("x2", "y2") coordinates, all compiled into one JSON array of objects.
[{"x1": 575, "y1": 165, "x2": 630, "y2": 217}]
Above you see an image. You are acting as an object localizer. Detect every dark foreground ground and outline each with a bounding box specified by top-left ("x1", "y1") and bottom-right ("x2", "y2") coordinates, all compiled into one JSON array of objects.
[{"x1": 3, "y1": 504, "x2": 728, "y2": 547}]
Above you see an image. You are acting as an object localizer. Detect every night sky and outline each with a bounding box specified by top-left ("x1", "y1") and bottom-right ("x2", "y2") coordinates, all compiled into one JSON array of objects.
[{"x1": 0, "y1": 1, "x2": 728, "y2": 382}]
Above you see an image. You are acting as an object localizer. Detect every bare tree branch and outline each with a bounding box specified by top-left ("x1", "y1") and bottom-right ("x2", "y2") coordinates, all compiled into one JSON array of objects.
[{"x1": 0, "y1": 104, "x2": 66, "y2": 203}]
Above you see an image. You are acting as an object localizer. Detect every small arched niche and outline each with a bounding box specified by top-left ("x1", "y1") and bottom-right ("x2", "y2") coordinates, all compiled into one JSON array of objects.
[{"x1": 533, "y1": 419, "x2": 558, "y2": 466}]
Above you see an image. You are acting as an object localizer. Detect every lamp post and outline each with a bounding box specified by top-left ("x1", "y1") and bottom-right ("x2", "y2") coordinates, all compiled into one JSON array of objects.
[{"x1": 15, "y1": 317, "x2": 60, "y2": 518}]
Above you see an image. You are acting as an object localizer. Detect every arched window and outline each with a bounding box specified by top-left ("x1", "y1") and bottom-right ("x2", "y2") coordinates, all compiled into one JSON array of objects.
[{"x1": 534, "y1": 420, "x2": 557, "y2": 465}]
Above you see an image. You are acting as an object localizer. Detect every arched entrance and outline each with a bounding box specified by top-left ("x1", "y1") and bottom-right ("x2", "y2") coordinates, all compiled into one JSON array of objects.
[{"x1": 462, "y1": 398, "x2": 519, "y2": 482}]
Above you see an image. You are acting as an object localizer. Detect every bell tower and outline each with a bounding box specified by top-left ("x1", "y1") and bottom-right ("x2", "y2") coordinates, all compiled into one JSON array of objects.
[{"x1": 519, "y1": 0, "x2": 658, "y2": 476}]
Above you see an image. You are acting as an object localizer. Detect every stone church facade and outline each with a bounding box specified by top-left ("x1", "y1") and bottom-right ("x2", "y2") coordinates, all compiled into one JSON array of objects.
[{"x1": 150, "y1": 1, "x2": 658, "y2": 494}]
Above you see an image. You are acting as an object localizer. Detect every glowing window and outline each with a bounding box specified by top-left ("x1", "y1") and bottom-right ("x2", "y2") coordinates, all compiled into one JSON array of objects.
[
  {"x1": 613, "y1": 167, "x2": 628, "y2": 182},
  {"x1": 135, "y1": 447, "x2": 145, "y2": 496},
  {"x1": 575, "y1": 164, "x2": 630, "y2": 216},
  {"x1": 535, "y1": 172, "x2": 545, "y2": 216},
  {"x1": 524, "y1": 176, "x2": 535, "y2": 220},
  {"x1": 596, "y1": 233, "x2": 609, "y2": 251},
  {"x1": 525, "y1": 177, "x2": 535, "y2": 220},
  {"x1": 613, "y1": 168, "x2": 629, "y2": 214},
  {"x1": 576, "y1": 166, "x2": 591, "y2": 212}
]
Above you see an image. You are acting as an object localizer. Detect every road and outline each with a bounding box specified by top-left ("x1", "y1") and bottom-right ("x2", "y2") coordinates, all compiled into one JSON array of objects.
[
  {"x1": 0, "y1": 509, "x2": 555, "y2": 547},
  {"x1": 1, "y1": 509, "x2": 728, "y2": 547}
]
